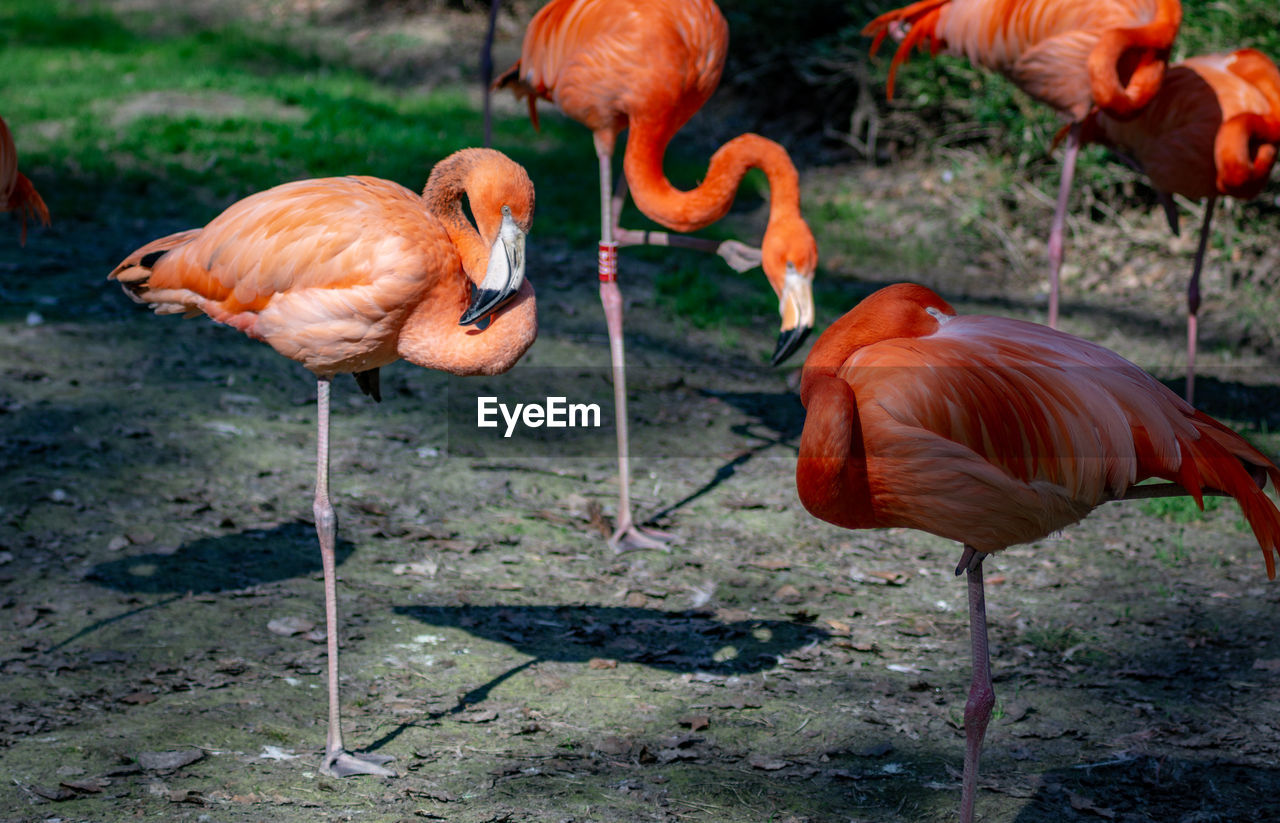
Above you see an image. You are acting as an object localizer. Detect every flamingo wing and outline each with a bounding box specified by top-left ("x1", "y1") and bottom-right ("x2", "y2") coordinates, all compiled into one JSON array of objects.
[
  {"x1": 111, "y1": 177, "x2": 459, "y2": 375},
  {"x1": 513, "y1": 0, "x2": 726, "y2": 139},
  {"x1": 831, "y1": 314, "x2": 1280, "y2": 564}
]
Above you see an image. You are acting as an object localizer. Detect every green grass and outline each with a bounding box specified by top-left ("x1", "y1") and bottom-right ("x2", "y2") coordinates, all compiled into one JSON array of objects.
[
  {"x1": 1138, "y1": 494, "x2": 1222, "y2": 524},
  {"x1": 0, "y1": 0, "x2": 795, "y2": 335},
  {"x1": 0, "y1": 1, "x2": 593, "y2": 229}
]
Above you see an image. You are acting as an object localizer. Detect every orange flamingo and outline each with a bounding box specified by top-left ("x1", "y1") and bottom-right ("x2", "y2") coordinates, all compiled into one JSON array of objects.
[
  {"x1": 1079, "y1": 48, "x2": 1280, "y2": 404},
  {"x1": 1, "y1": 115, "x2": 50, "y2": 244},
  {"x1": 863, "y1": 0, "x2": 1183, "y2": 328},
  {"x1": 797, "y1": 283, "x2": 1280, "y2": 823},
  {"x1": 109, "y1": 148, "x2": 537, "y2": 778},
  {"x1": 496, "y1": 0, "x2": 819, "y2": 550}
]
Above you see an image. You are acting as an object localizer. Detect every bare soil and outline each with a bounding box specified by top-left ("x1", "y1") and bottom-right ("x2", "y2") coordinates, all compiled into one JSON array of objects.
[{"x1": 3, "y1": 3, "x2": 1280, "y2": 823}]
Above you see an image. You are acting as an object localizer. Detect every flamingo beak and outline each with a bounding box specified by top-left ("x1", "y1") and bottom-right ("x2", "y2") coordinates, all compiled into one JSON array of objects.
[
  {"x1": 771, "y1": 263, "x2": 814, "y2": 366},
  {"x1": 460, "y1": 208, "x2": 526, "y2": 326}
]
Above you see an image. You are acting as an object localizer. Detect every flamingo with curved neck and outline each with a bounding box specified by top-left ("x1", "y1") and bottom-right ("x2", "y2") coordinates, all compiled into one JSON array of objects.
[
  {"x1": 497, "y1": 0, "x2": 818, "y2": 550},
  {"x1": 1079, "y1": 48, "x2": 1280, "y2": 403},
  {"x1": 864, "y1": 0, "x2": 1183, "y2": 329},
  {"x1": 109, "y1": 147, "x2": 537, "y2": 777}
]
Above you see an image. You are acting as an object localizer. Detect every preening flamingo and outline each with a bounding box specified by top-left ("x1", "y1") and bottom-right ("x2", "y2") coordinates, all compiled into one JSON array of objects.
[
  {"x1": 796, "y1": 283, "x2": 1280, "y2": 823},
  {"x1": 1, "y1": 115, "x2": 50, "y2": 244},
  {"x1": 496, "y1": 0, "x2": 819, "y2": 550},
  {"x1": 1079, "y1": 48, "x2": 1280, "y2": 404},
  {"x1": 863, "y1": 0, "x2": 1183, "y2": 328},
  {"x1": 109, "y1": 148, "x2": 537, "y2": 778}
]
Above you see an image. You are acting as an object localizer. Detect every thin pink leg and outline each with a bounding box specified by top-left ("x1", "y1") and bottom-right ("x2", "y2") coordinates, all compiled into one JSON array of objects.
[
  {"x1": 314, "y1": 377, "x2": 394, "y2": 777},
  {"x1": 1185, "y1": 196, "x2": 1216, "y2": 406},
  {"x1": 1047, "y1": 124, "x2": 1081, "y2": 330},
  {"x1": 595, "y1": 146, "x2": 674, "y2": 553},
  {"x1": 957, "y1": 545, "x2": 993, "y2": 823}
]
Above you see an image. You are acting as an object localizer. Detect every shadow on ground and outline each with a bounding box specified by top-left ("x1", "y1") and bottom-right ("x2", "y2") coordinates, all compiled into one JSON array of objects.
[
  {"x1": 395, "y1": 603, "x2": 828, "y2": 677},
  {"x1": 88, "y1": 520, "x2": 349, "y2": 594}
]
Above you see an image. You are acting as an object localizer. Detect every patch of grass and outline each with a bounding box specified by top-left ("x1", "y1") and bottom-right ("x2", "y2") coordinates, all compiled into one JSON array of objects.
[
  {"x1": 1022, "y1": 625, "x2": 1089, "y2": 655},
  {"x1": 1138, "y1": 495, "x2": 1221, "y2": 524},
  {"x1": 0, "y1": 0, "x2": 594, "y2": 231}
]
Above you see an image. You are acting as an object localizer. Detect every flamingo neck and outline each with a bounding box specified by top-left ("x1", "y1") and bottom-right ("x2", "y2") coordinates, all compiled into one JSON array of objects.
[
  {"x1": 796, "y1": 374, "x2": 878, "y2": 530},
  {"x1": 1087, "y1": 0, "x2": 1181, "y2": 118},
  {"x1": 397, "y1": 281, "x2": 537, "y2": 376},
  {"x1": 423, "y1": 156, "x2": 492, "y2": 285},
  {"x1": 396, "y1": 155, "x2": 538, "y2": 375},
  {"x1": 800, "y1": 283, "x2": 952, "y2": 406},
  {"x1": 621, "y1": 119, "x2": 803, "y2": 234}
]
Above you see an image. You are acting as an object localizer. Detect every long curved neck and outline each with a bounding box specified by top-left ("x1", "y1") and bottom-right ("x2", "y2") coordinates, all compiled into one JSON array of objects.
[
  {"x1": 397, "y1": 281, "x2": 537, "y2": 376},
  {"x1": 621, "y1": 119, "x2": 803, "y2": 234},
  {"x1": 423, "y1": 156, "x2": 490, "y2": 285},
  {"x1": 397, "y1": 154, "x2": 538, "y2": 375}
]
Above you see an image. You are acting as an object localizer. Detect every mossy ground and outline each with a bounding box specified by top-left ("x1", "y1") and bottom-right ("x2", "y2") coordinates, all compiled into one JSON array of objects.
[{"x1": 3, "y1": 2, "x2": 1280, "y2": 822}]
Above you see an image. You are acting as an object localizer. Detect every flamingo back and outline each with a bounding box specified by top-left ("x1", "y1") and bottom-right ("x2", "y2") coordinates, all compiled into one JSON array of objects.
[
  {"x1": 798, "y1": 284, "x2": 1280, "y2": 572},
  {"x1": 1083, "y1": 50, "x2": 1280, "y2": 201},
  {"x1": 865, "y1": 0, "x2": 1181, "y2": 120},
  {"x1": 512, "y1": 0, "x2": 728, "y2": 146},
  {"x1": 111, "y1": 177, "x2": 463, "y2": 376}
]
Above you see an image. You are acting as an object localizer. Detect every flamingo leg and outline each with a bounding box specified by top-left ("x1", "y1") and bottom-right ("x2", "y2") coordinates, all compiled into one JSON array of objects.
[
  {"x1": 314, "y1": 377, "x2": 395, "y2": 778},
  {"x1": 480, "y1": 0, "x2": 501, "y2": 148},
  {"x1": 956, "y1": 545, "x2": 994, "y2": 823},
  {"x1": 1185, "y1": 196, "x2": 1216, "y2": 406},
  {"x1": 596, "y1": 145, "x2": 675, "y2": 553},
  {"x1": 1047, "y1": 123, "x2": 1081, "y2": 329}
]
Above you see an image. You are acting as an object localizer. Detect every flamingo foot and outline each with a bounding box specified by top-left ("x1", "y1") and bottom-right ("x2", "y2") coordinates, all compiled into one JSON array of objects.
[
  {"x1": 609, "y1": 517, "x2": 679, "y2": 553},
  {"x1": 321, "y1": 749, "x2": 396, "y2": 778},
  {"x1": 714, "y1": 239, "x2": 763, "y2": 273}
]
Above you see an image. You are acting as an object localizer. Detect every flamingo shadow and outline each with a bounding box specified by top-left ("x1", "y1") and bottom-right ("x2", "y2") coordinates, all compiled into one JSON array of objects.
[
  {"x1": 360, "y1": 604, "x2": 829, "y2": 755},
  {"x1": 87, "y1": 520, "x2": 350, "y2": 595},
  {"x1": 392, "y1": 603, "x2": 827, "y2": 676}
]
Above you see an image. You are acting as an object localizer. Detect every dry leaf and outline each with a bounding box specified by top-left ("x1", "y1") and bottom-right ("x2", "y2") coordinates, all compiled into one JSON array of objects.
[
  {"x1": 746, "y1": 753, "x2": 789, "y2": 770},
  {"x1": 587, "y1": 658, "x2": 618, "y2": 670},
  {"x1": 773, "y1": 584, "x2": 804, "y2": 604},
  {"x1": 678, "y1": 714, "x2": 710, "y2": 731},
  {"x1": 138, "y1": 749, "x2": 205, "y2": 772},
  {"x1": 119, "y1": 691, "x2": 157, "y2": 705},
  {"x1": 267, "y1": 616, "x2": 314, "y2": 637},
  {"x1": 458, "y1": 709, "x2": 498, "y2": 724}
]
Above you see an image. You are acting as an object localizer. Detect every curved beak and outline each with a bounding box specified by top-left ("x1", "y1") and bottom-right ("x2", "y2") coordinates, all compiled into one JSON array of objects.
[
  {"x1": 459, "y1": 209, "x2": 526, "y2": 326},
  {"x1": 771, "y1": 263, "x2": 814, "y2": 366}
]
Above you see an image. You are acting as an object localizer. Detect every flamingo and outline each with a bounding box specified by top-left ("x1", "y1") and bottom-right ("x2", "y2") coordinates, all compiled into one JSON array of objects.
[
  {"x1": 796, "y1": 283, "x2": 1280, "y2": 823},
  {"x1": 1, "y1": 115, "x2": 50, "y2": 244},
  {"x1": 108, "y1": 148, "x2": 537, "y2": 778},
  {"x1": 1078, "y1": 48, "x2": 1280, "y2": 404},
  {"x1": 863, "y1": 0, "x2": 1183, "y2": 328},
  {"x1": 495, "y1": 0, "x2": 819, "y2": 550}
]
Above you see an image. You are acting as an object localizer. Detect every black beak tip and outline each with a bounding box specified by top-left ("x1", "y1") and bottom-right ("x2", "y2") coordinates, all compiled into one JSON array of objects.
[
  {"x1": 459, "y1": 287, "x2": 504, "y2": 326},
  {"x1": 771, "y1": 325, "x2": 812, "y2": 366}
]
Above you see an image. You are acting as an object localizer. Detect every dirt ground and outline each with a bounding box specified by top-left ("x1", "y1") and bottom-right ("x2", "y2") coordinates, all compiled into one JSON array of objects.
[{"x1": 4, "y1": 3, "x2": 1280, "y2": 823}]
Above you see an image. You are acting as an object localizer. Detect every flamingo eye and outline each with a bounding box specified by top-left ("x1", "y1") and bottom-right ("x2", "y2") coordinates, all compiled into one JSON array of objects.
[{"x1": 502, "y1": 205, "x2": 512, "y2": 217}]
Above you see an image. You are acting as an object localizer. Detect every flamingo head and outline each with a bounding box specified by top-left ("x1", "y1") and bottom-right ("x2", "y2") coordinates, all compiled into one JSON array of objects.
[
  {"x1": 456, "y1": 151, "x2": 535, "y2": 326},
  {"x1": 762, "y1": 213, "x2": 818, "y2": 366}
]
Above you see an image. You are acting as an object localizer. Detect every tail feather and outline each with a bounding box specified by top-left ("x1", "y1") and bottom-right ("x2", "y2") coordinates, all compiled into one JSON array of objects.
[
  {"x1": 1181, "y1": 412, "x2": 1280, "y2": 579},
  {"x1": 8, "y1": 172, "x2": 49, "y2": 245},
  {"x1": 109, "y1": 229, "x2": 201, "y2": 307},
  {"x1": 862, "y1": 0, "x2": 950, "y2": 99},
  {"x1": 492, "y1": 60, "x2": 541, "y2": 131}
]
